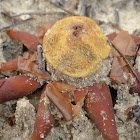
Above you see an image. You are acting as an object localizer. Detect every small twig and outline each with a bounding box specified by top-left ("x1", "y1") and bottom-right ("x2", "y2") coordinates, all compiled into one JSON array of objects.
[
  {"x1": 81, "y1": 5, "x2": 87, "y2": 16},
  {"x1": 114, "y1": 9, "x2": 119, "y2": 23},
  {"x1": 10, "y1": 11, "x2": 66, "y2": 17},
  {"x1": 108, "y1": 40, "x2": 140, "y2": 83},
  {"x1": 0, "y1": 18, "x2": 33, "y2": 32},
  {"x1": 1, "y1": 11, "x2": 22, "y2": 22},
  {"x1": 37, "y1": 45, "x2": 46, "y2": 71},
  {"x1": 47, "y1": 0, "x2": 79, "y2": 16},
  {"x1": 81, "y1": 4, "x2": 92, "y2": 17},
  {"x1": 71, "y1": 124, "x2": 77, "y2": 130}
]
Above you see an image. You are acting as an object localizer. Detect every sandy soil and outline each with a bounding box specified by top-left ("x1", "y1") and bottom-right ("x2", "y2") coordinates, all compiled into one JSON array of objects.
[{"x1": 0, "y1": 0, "x2": 140, "y2": 140}]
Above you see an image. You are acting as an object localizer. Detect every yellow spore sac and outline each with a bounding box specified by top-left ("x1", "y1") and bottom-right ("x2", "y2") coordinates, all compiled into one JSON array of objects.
[{"x1": 43, "y1": 16, "x2": 111, "y2": 78}]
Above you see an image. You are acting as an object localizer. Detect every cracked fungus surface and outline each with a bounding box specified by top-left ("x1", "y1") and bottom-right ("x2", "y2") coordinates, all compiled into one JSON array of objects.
[{"x1": 43, "y1": 16, "x2": 111, "y2": 78}]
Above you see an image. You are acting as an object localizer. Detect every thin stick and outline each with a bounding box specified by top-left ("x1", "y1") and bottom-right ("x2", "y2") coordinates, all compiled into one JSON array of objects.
[
  {"x1": 108, "y1": 40, "x2": 140, "y2": 83},
  {"x1": 10, "y1": 11, "x2": 66, "y2": 17},
  {"x1": 37, "y1": 45, "x2": 46, "y2": 71},
  {"x1": 81, "y1": 5, "x2": 87, "y2": 16},
  {"x1": 47, "y1": 0, "x2": 79, "y2": 16},
  {"x1": 0, "y1": 18, "x2": 33, "y2": 32},
  {"x1": 114, "y1": 9, "x2": 119, "y2": 23},
  {"x1": 1, "y1": 11, "x2": 22, "y2": 22}
]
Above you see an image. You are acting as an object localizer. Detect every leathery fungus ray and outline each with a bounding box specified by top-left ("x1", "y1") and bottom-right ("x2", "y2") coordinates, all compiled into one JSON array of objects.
[{"x1": 43, "y1": 16, "x2": 111, "y2": 78}]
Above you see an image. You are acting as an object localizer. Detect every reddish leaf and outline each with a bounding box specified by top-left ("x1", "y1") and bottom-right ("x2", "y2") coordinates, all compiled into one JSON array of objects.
[
  {"x1": 45, "y1": 82, "x2": 73, "y2": 121},
  {"x1": 107, "y1": 32, "x2": 140, "y2": 46},
  {"x1": 18, "y1": 52, "x2": 50, "y2": 80},
  {"x1": 112, "y1": 31, "x2": 137, "y2": 57},
  {"x1": 45, "y1": 82, "x2": 81, "y2": 121}
]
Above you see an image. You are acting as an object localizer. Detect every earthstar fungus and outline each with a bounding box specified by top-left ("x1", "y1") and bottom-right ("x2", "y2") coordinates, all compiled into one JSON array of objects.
[{"x1": 0, "y1": 16, "x2": 121, "y2": 140}]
